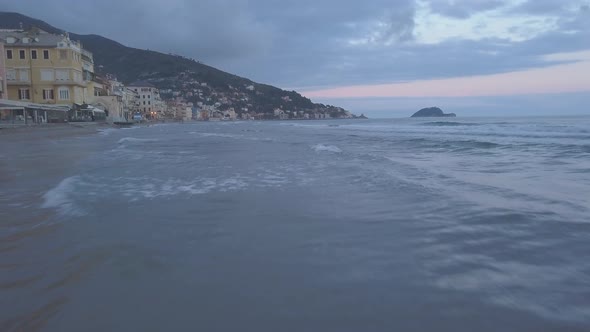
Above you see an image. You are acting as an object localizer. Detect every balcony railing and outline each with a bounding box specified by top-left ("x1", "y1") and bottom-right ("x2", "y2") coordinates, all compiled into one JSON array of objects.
[
  {"x1": 53, "y1": 78, "x2": 86, "y2": 86},
  {"x1": 6, "y1": 79, "x2": 31, "y2": 86}
]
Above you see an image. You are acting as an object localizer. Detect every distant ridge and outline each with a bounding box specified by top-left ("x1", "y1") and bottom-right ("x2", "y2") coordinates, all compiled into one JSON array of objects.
[{"x1": 0, "y1": 12, "x2": 353, "y2": 116}]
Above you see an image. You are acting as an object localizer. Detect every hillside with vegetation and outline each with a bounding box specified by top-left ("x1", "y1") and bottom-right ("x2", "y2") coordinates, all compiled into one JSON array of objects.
[{"x1": 0, "y1": 12, "x2": 355, "y2": 117}]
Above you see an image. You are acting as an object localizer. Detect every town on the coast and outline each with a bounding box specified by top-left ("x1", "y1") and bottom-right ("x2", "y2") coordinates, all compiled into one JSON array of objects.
[{"x1": 0, "y1": 27, "x2": 362, "y2": 126}]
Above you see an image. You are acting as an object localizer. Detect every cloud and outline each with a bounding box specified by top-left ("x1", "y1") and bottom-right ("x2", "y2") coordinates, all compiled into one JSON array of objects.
[
  {"x1": 303, "y1": 50, "x2": 590, "y2": 98},
  {"x1": 1, "y1": 0, "x2": 589, "y2": 96},
  {"x1": 1, "y1": 0, "x2": 274, "y2": 61},
  {"x1": 426, "y1": 0, "x2": 508, "y2": 19}
]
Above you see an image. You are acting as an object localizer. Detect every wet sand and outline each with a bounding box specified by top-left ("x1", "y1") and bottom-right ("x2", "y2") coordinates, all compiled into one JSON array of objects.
[
  {"x1": 0, "y1": 123, "x2": 108, "y2": 185},
  {"x1": 0, "y1": 123, "x2": 112, "y2": 331},
  {"x1": 0, "y1": 123, "x2": 107, "y2": 141}
]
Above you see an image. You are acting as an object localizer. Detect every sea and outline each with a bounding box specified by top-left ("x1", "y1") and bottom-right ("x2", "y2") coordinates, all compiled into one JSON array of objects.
[{"x1": 1, "y1": 116, "x2": 590, "y2": 331}]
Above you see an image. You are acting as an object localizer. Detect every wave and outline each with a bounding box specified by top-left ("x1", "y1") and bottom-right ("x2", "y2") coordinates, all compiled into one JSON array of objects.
[
  {"x1": 451, "y1": 140, "x2": 502, "y2": 150},
  {"x1": 98, "y1": 128, "x2": 117, "y2": 136},
  {"x1": 41, "y1": 176, "x2": 85, "y2": 216},
  {"x1": 312, "y1": 144, "x2": 342, "y2": 153},
  {"x1": 403, "y1": 137, "x2": 502, "y2": 150},
  {"x1": 196, "y1": 133, "x2": 243, "y2": 139},
  {"x1": 420, "y1": 121, "x2": 480, "y2": 127},
  {"x1": 117, "y1": 137, "x2": 159, "y2": 144}
]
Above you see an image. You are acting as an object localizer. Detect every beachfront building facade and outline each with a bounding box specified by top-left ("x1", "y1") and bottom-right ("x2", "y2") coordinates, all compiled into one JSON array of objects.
[
  {"x1": 0, "y1": 41, "x2": 6, "y2": 99},
  {"x1": 93, "y1": 79, "x2": 139, "y2": 123},
  {"x1": 128, "y1": 81, "x2": 165, "y2": 119},
  {"x1": 166, "y1": 100, "x2": 193, "y2": 121},
  {"x1": 0, "y1": 29, "x2": 91, "y2": 105}
]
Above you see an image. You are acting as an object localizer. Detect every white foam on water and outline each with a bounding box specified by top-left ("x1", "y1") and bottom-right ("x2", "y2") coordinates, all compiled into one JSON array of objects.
[
  {"x1": 41, "y1": 176, "x2": 86, "y2": 216},
  {"x1": 197, "y1": 133, "x2": 243, "y2": 139},
  {"x1": 118, "y1": 176, "x2": 249, "y2": 200},
  {"x1": 117, "y1": 137, "x2": 159, "y2": 144},
  {"x1": 98, "y1": 128, "x2": 118, "y2": 136},
  {"x1": 311, "y1": 144, "x2": 342, "y2": 153}
]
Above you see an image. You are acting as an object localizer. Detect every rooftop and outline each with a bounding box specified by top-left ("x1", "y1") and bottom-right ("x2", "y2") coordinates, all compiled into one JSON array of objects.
[{"x1": 0, "y1": 29, "x2": 70, "y2": 47}]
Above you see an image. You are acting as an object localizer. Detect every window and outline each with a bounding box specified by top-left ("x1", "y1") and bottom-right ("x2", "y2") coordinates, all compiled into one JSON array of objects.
[
  {"x1": 6, "y1": 69, "x2": 16, "y2": 81},
  {"x1": 59, "y1": 50, "x2": 67, "y2": 60},
  {"x1": 18, "y1": 69, "x2": 30, "y2": 81},
  {"x1": 19, "y1": 50, "x2": 26, "y2": 59},
  {"x1": 6, "y1": 49, "x2": 12, "y2": 59},
  {"x1": 41, "y1": 69, "x2": 54, "y2": 81},
  {"x1": 43, "y1": 50, "x2": 50, "y2": 59},
  {"x1": 143, "y1": 101, "x2": 146, "y2": 105},
  {"x1": 58, "y1": 87, "x2": 70, "y2": 100},
  {"x1": 19, "y1": 88, "x2": 30, "y2": 100},
  {"x1": 148, "y1": 101, "x2": 151, "y2": 105},
  {"x1": 43, "y1": 89, "x2": 54, "y2": 100},
  {"x1": 56, "y1": 70, "x2": 69, "y2": 81},
  {"x1": 148, "y1": 95, "x2": 151, "y2": 99},
  {"x1": 31, "y1": 50, "x2": 38, "y2": 59}
]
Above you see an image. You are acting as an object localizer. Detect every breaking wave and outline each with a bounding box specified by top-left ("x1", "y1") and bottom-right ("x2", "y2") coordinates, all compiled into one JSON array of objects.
[
  {"x1": 311, "y1": 144, "x2": 342, "y2": 153},
  {"x1": 117, "y1": 137, "x2": 159, "y2": 144},
  {"x1": 41, "y1": 176, "x2": 86, "y2": 216}
]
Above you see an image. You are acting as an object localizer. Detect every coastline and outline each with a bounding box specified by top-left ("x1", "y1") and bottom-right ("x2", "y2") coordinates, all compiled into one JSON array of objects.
[{"x1": 0, "y1": 122, "x2": 109, "y2": 141}]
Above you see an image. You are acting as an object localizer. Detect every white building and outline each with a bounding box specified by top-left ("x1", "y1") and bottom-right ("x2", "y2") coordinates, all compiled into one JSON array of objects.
[{"x1": 128, "y1": 81, "x2": 164, "y2": 119}]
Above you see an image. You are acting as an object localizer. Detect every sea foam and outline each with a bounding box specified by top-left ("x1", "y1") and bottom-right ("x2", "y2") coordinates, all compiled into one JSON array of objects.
[
  {"x1": 117, "y1": 137, "x2": 159, "y2": 144},
  {"x1": 41, "y1": 176, "x2": 85, "y2": 216},
  {"x1": 312, "y1": 144, "x2": 342, "y2": 153}
]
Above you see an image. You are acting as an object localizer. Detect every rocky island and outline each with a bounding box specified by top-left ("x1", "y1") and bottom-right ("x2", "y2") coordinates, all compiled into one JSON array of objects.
[{"x1": 411, "y1": 107, "x2": 456, "y2": 118}]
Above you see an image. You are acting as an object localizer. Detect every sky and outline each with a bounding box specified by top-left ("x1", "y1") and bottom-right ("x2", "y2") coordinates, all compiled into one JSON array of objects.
[{"x1": 2, "y1": 0, "x2": 590, "y2": 117}]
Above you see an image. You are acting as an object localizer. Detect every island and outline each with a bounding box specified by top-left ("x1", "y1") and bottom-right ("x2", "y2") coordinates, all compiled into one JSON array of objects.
[{"x1": 411, "y1": 107, "x2": 456, "y2": 118}]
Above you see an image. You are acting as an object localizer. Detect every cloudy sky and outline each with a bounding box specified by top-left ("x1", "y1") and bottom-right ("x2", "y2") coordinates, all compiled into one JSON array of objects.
[{"x1": 2, "y1": 0, "x2": 590, "y2": 116}]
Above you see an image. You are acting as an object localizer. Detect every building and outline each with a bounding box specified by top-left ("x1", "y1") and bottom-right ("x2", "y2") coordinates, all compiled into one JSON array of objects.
[
  {"x1": 0, "y1": 29, "x2": 91, "y2": 105},
  {"x1": 128, "y1": 81, "x2": 164, "y2": 119},
  {"x1": 167, "y1": 101, "x2": 193, "y2": 121},
  {"x1": 88, "y1": 78, "x2": 139, "y2": 123},
  {"x1": 0, "y1": 41, "x2": 6, "y2": 99},
  {"x1": 0, "y1": 99, "x2": 70, "y2": 124}
]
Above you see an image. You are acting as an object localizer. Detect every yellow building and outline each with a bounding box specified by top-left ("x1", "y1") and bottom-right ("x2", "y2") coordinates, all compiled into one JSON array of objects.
[
  {"x1": 0, "y1": 29, "x2": 93, "y2": 105},
  {"x1": 0, "y1": 41, "x2": 7, "y2": 99}
]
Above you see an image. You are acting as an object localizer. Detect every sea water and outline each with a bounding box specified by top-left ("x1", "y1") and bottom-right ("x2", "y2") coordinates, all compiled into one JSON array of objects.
[{"x1": 1, "y1": 117, "x2": 589, "y2": 331}]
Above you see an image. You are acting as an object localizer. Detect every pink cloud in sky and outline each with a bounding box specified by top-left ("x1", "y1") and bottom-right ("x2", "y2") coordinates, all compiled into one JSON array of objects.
[{"x1": 303, "y1": 50, "x2": 590, "y2": 99}]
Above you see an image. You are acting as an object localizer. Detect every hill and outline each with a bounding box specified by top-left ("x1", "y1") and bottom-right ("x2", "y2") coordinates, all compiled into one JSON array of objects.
[
  {"x1": 0, "y1": 12, "x2": 353, "y2": 117},
  {"x1": 411, "y1": 107, "x2": 456, "y2": 118}
]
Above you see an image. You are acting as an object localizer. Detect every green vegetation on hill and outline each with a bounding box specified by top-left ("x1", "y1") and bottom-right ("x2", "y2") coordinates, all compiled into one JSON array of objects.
[{"x1": 0, "y1": 12, "x2": 345, "y2": 115}]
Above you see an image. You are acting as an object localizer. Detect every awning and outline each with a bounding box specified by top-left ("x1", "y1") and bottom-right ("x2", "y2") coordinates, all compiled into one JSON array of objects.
[{"x1": 0, "y1": 99, "x2": 70, "y2": 112}]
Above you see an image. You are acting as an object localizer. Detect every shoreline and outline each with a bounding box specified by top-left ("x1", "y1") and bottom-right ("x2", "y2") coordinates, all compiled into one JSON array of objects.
[{"x1": 0, "y1": 122, "x2": 116, "y2": 141}]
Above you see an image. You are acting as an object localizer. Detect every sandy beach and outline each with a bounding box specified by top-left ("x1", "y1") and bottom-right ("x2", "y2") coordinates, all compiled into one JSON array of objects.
[
  {"x1": 0, "y1": 123, "x2": 108, "y2": 141},
  {"x1": 0, "y1": 123, "x2": 110, "y2": 187}
]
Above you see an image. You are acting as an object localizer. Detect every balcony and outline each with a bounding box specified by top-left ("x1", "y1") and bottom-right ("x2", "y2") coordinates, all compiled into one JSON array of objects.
[
  {"x1": 53, "y1": 79, "x2": 87, "y2": 87},
  {"x1": 6, "y1": 79, "x2": 31, "y2": 86},
  {"x1": 81, "y1": 54, "x2": 93, "y2": 63}
]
